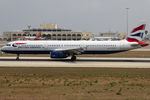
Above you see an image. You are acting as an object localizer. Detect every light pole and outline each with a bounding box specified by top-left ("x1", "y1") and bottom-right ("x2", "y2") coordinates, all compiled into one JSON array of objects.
[{"x1": 126, "y1": 8, "x2": 129, "y2": 37}]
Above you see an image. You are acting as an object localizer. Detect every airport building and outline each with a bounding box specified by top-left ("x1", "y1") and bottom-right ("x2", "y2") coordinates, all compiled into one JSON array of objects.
[
  {"x1": 2, "y1": 24, "x2": 93, "y2": 41},
  {"x1": 0, "y1": 35, "x2": 3, "y2": 41}
]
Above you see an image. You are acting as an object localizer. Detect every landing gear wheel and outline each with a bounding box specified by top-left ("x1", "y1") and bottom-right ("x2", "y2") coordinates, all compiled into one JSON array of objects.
[
  {"x1": 16, "y1": 54, "x2": 20, "y2": 60},
  {"x1": 71, "y1": 56, "x2": 76, "y2": 61}
]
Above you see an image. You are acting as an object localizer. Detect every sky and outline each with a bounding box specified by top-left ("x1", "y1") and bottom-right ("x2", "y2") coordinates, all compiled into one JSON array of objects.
[{"x1": 0, "y1": 0, "x2": 150, "y2": 34}]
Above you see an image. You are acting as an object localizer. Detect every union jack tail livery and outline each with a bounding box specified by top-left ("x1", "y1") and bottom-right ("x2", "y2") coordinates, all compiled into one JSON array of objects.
[
  {"x1": 127, "y1": 24, "x2": 146, "y2": 42},
  {"x1": 127, "y1": 24, "x2": 148, "y2": 47}
]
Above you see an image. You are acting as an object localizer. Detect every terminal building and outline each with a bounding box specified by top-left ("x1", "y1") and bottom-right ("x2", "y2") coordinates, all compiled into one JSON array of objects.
[
  {"x1": 1, "y1": 24, "x2": 93, "y2": 41},
  {"x1": 0, "y1": 36, "x2": 3, "y2": 41}
]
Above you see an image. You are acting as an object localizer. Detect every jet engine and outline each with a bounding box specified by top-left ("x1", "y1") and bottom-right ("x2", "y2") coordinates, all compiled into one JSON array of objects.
[{"x1": 50, "y1": 51, "x2": 69, "y2": 58}]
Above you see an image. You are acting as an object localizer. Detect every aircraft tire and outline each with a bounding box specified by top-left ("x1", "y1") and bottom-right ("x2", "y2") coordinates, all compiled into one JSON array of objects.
[{"x1": 71, "y1": 55, "x2": 76, "y2": 61}]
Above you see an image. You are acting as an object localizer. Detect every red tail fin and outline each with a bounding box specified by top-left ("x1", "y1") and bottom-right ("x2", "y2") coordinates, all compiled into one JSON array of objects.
[{"x1": 34, "y1": 31, "x2": 41, "y2": 40}]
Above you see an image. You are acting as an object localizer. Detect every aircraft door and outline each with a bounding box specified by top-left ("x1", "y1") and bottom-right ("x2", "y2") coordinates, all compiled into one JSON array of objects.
[{"x1": 42, "y1": 42, "x2": 48, "y2": 50}]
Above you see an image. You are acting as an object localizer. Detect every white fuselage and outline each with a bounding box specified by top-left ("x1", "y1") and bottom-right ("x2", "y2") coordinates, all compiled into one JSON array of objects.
[{"x1": 1, "y1": 40, "x2": 139, "y2": 54}]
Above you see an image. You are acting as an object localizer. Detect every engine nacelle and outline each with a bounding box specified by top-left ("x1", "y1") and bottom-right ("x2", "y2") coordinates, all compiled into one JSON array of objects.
[{"x1": 50, "y1": 51, "x2": 69, "y2": 58}]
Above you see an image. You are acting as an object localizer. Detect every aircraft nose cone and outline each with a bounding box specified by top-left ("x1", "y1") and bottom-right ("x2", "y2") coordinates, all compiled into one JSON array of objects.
[
  {"x1": 1, "y1": 47, "x2": 4, "y2": 52},
  {"x1": 1, "y1": 46, "x2": 6, "y2": 52}
]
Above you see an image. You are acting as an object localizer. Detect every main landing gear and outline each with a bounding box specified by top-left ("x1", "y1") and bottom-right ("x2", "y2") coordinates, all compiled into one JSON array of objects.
[
  {"x1": 71, "y1": 55, "x2": 76, "y2": 61},
  {"x1": 16, "y1": 54, "x2": 20, "y2": 60}
]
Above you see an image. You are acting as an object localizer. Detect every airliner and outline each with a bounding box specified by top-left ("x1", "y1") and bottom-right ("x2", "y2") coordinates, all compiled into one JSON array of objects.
[
  {"x1": 19, "y1": 32, "x2": 42, "y2": 40},
  {"x1": 1, "y1": 24, "x2": 149, "y2": 61}
]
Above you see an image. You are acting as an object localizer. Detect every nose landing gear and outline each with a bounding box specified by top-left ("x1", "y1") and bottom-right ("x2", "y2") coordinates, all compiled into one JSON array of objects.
[{"x1": 16, "y1": 54, "x2": 20, "y2": 60}]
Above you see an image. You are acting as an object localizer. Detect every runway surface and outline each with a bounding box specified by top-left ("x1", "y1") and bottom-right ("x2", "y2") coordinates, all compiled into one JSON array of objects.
[{"x1": 0, "y1": 57, "x2": 150, "y2": 68}]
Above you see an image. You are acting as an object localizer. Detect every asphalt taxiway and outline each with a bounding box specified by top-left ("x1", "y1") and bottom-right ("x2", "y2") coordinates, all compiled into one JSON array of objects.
[{"x1": 0, "y1": 57, "x2": 150, "y2": 68}]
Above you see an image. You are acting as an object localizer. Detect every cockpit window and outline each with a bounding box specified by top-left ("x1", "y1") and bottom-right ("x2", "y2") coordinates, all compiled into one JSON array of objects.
[{"x1": 6, "y1": 44, "x2": 11, "y2": 46}]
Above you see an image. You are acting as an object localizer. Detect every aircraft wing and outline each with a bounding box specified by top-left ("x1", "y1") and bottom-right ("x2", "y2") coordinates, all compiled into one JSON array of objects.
[{"x1": 53, "y1": 46, "x2": 87, "y2": 54}]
